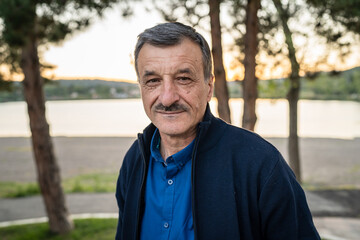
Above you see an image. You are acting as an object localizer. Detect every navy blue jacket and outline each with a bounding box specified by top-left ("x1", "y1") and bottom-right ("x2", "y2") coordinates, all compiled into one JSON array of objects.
[{"x1": 115, "y1": 107, "x2": 320, "y2": 240}]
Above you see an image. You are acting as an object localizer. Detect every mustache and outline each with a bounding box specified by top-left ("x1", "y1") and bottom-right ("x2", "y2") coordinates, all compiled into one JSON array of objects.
[{"x1": 154, "y1": 103, "x2": 188, "y2": 112}]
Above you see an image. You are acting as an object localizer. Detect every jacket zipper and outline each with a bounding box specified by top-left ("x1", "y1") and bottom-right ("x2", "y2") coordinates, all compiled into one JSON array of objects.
[
  {"x1": 135, "y1": 133, "x2": 147, "y2": 240},
  {"x1": 191, "y1": 125, "x2": 203, "y2": 240}
]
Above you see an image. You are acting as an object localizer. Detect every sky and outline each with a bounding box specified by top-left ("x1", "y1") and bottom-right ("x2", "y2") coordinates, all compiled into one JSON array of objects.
[
  {"x1": 40, "y1": 4, "x2": 254, "y2": 82},
  {"x1": 39, "y1": 3, "x2": 359, "y2": 83},
  {"x1": 42, "y1": 6, "x2": 162, "y2": 82}
]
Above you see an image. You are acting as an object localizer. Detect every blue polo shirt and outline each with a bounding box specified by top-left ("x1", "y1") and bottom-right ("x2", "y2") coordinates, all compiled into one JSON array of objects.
[{"x1": 140, "y1": 129, "x2": 195, "y2": 240}]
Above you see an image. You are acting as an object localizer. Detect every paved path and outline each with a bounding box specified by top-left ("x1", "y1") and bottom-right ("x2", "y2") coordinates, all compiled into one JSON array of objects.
[
  {"x1": 1, "y1": 137, "x2": 359, "y2": 239},
  {"x1": 1, "y1": 192, "x2": 360, "y2": 240},
  {"x1": 1, "y1": 137, "x2": 359, "y2": 188}
]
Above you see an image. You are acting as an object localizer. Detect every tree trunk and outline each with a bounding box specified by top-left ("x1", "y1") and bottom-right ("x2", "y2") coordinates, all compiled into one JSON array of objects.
[
  {"x1": 21, "y1": 37, "x2": 74, "y2": 234},
  {"x1": 273, "y1": 0, "x2": 302, "y2": 182},
  {"x1": 242, "y1": 0, "x2": 260, "y2": 131},
  {"x1": 209, "y1": 0, "x2": 231, "y2": 123},
  {"x1": 287, "y1": 79, "x2": 301, "y2": 182}
]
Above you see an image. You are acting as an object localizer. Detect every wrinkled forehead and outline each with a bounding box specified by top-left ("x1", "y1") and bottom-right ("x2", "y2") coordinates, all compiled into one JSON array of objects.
[{"x1": 137, "y1": 39, "x2": 204, "y2": 76}]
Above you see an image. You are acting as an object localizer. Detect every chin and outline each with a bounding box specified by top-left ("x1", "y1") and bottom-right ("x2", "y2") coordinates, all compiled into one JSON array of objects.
[
  {"x1": 156, "y1": 123, "x2": 192, "y2": 137},
  {"x1": 158, "y1": 126, "x2": 185, "y2": 136}
]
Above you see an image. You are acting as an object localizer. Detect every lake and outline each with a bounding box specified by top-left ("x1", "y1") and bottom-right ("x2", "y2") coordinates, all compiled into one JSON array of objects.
[{"x1": 1, "y1": 98, "x2": 360, "y2": 139}]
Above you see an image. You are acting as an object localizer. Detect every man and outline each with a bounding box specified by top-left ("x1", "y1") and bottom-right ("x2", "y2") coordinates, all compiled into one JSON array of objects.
[{"x1": 116, "y1": 22, "x2": 320, "y2": 240}]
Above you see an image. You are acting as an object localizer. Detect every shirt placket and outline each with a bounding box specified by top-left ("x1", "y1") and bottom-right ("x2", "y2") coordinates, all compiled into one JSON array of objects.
[{"x1": 162, "y1": 157, "x2": 176, "y2": 239}]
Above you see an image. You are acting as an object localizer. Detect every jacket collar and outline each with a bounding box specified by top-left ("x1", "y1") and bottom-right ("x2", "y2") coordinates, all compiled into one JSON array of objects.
[{"x1": 196, "y1": 104, "x2": 227, "y2": 154}]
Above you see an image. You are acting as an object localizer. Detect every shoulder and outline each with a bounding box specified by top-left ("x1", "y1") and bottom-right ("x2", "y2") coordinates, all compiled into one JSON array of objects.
[
  {"x1": 120, "y1": 123, "x2": 155, "y2": 175},
  {"x1": 206, "y1": 117, "x2": 287, "y2": 178},
  {"x1": 206, "y1": 116, "x2": 281, "y2": 159},
  {"x1": 227, "y1": 124, "x2": 279, "y2": 154},
  {"x1": 126, "y1": 139, "x2": 141, "y2": 156}
]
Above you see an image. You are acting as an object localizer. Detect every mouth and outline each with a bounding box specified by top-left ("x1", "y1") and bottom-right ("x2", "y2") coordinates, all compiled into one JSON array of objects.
[
  {"x1": 153, "y1": 103, "x2": 188, "y2": 117},
  {"x1": 155, "y1": 110, "x2": 186, "y2": 118},
  {"x1": 156, "y1": 110, "x2": 185, "y2": 115}
]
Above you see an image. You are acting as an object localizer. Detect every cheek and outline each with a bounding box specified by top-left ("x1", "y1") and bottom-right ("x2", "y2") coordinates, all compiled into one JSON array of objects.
[
  {"x1": 143, "y1": 93, "x2": 162, "y2": 117},
  {"x1": 141, "y1": 92, "x2": 153, "y2": 110}
]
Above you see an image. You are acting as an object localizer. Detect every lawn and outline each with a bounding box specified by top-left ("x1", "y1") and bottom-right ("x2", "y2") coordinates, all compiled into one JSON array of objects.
[
  {"x1": 0, "y1": 218, "x2": 118, "y2": 240},
  {"x1": 0, "y1": 218, "x2": 330, "y2": 240},
  {"x1": 0, "y1": 173, "x2": 118, "y2": 198}
]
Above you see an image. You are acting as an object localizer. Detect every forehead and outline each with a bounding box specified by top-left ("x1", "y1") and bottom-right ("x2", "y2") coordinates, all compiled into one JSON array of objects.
[{"x1": 137, "y1": 39, "x2": 203, "y2": 76}]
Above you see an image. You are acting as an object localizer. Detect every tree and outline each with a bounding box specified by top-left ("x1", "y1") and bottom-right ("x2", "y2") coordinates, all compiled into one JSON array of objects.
[
  {"x1": 272, "y1": 0, "x2": 302, "y2": 182},
  {"x1": 307, "y1": 0, "x2": 360, "y2": 36},
  {"x1": 209, "y1": 0, "x2": 231, "y2": 123},
  {"x1": 269, "y1": 0, "x2": 360, "y2": 182},
  {"x1": 0, "y1": 0, "x2": 123, "y2": 234},
  {"x1": 229, "y1": 0, "x2": 278, "y2": 131},
  {"x1": 306, "y1": 0, "x2": 360, "y2": 62},
  {"x1": 242, "y1": 0, "x2": 261, "y2": 130},
  {"x1": 229, "y1": 0, "x2": 305, "y2": 181},
  {"x1": 152, "y1": 0, "x2": 232, "y2": 122}
]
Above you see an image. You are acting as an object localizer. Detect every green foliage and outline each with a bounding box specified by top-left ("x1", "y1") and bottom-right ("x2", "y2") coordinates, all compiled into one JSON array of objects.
[
  {"x1": 0, "y1": 79, "x2": 13, "y2": 92},
  {"x1": 0, "y1": 81, "x2": 23, "y2": 101},
  {"x1": 258, "y1": 78, "x2": 289, "y2": 99},
  {"x1": 307, "y1": 0, "x2": 360, "y2": 35},
  {"x1": 0, "y1": 218, "x2": 118, "y2": 240},
  {"x1": 229, "y1": 0, "x2": 290, "y2": 73},
  {"x1": 0, "y1": 79, "x2": 140, "y2": 101},
  {"x1": 151, "y1": 0, "x2": 209, "y2": 28},
  {"x1": 1, "y1": 67, "x2": 359, "y2": 101},
  {"x1": 301, "y1": 67, "x2": 360, "y2": 100},
  {"x1": 0, "y1": 0, "x2": 36, "y2": 47},
  {"x1": 227, "y1": 81, "x2": 243, "y2": 98},
  {"x1": 306, "y1": 0, "x2": 360, "y2": 60},
  {"x1": 226, "y1": 66, "x2": 360, "y2": 100},
  {"x1": 229, "y1": 0, "x2": 360, "y2": 85}
]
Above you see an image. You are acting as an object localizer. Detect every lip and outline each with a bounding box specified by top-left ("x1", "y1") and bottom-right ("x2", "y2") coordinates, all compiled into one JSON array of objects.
[{"x1": 156, "y1": 110, "x2": 185, "y2": 116}]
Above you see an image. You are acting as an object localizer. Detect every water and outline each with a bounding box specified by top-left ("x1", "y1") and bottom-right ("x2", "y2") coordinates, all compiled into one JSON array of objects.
[{"x1": 1, "y1": 99, "x2": 360, "y2": 139}]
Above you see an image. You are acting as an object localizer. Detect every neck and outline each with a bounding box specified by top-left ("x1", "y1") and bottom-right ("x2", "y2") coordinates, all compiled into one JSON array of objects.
[{"x1": 159, "y1": 132, "x2": 196, "y2": 161}]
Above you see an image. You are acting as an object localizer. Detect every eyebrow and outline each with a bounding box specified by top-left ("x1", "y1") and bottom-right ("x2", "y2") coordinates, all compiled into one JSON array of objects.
[
  {"x1": 142, "y1": 68, "x2": 193, "y2": 79},
  {"x1": 177, "y1": 68, "x2": 192, "y2": 74},
  {"x1": 142, "y1": 70, "x2": 156, "y2": 79}
]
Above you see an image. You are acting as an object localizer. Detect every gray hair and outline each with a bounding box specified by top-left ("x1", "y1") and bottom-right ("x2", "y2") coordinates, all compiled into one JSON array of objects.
[{"x1": 134, "y1": 22, "x2": 213, "y2": 81}]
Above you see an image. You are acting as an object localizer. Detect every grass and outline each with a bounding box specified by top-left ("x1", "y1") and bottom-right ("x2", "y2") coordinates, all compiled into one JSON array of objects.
[
  {"x1": 5, "y1": 146, "x2": 32, "y2": 152},
  {"x1": 0, "y1": 218, "x2": 117, "y2": 240},
  {"x1": 63, "y1": 173, "x2": 117, "y2": 193},
  {"x1": 0, "y1": 173, "x2": 118, "y2": 198},
  {"x1": 0, "y1": 218, "x2": 330, "y2": 240},
  {"x1": 0, "y1": 182, "x2": 40, "y2": 198},
  {"x1": 301, "y1": 182, "x2": 359, "y2": 191},
  {"x1": 2, "y1": 174, "x2": 358, "y2": 198}
]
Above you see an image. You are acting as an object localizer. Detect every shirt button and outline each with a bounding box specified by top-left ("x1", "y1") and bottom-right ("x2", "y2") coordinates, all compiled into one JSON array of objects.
[
  {"x1": 164, "y1": 222, "x2": 169, "y2": 228},
  {"x1": 167, "y1": 179, "x2": 173, "y2": 185}
]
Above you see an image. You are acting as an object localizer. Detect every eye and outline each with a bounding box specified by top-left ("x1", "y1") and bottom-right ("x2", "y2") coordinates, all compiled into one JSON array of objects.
[
  {"x1": 147, "y1": 78, "x2": 159, "y2": 83},
  {"x1": 177, "y1": 76, "x2": 192, "y2": 84},
  {"x1": 145, "y1": 78, "x2": 160, "y2": 86}
]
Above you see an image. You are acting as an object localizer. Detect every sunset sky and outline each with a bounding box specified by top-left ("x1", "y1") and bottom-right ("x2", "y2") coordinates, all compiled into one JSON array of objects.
[{"x1": 39, "y1": 4, "x2": 359, "y2": 83}]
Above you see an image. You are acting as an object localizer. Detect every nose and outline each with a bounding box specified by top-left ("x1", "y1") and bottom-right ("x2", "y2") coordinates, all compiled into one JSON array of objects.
[{"x1": 159, "y1": 78, "x2": 180, "y2": 107}]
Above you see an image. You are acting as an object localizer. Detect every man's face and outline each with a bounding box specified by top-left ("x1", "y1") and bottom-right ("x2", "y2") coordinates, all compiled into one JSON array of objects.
[{"x1": 137, "y1": 38, "x2": 213, "y2": 139}]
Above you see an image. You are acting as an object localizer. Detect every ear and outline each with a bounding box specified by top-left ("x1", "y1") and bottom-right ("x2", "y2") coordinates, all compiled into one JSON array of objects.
[{"x1": 207, "y1": 75, "x2": 214, "y2": 102}]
